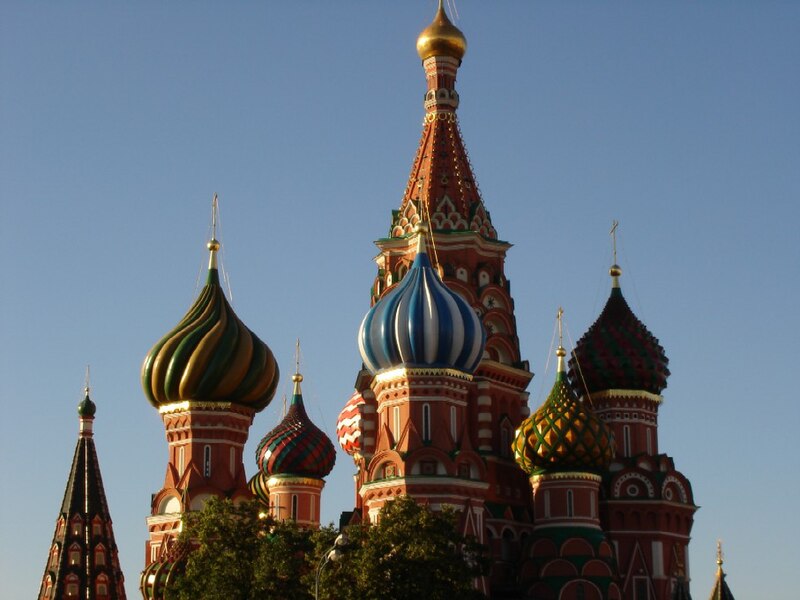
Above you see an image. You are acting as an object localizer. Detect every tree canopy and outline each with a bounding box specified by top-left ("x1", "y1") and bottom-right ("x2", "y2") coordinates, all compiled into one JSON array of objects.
[
  {"x1": 166, "y1": 498, "x2": 334, "y2": 600},
  {"x1": 166, "y1": 496, "x2": 487, "y2": 600},
  {"x1": 321, "y1": 496, "x2": 488, "y2": 600}
]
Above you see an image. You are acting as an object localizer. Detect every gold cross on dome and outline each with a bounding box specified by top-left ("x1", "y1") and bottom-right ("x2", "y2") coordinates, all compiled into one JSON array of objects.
[{"x1": 610, "y1": 219, "x2": 619, "y2": 265}]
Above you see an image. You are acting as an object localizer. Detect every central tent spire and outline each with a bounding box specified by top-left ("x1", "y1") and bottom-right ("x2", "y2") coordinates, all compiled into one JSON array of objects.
[{"x1": 390, "y1": 1, "x2": 496, "y2": 240}]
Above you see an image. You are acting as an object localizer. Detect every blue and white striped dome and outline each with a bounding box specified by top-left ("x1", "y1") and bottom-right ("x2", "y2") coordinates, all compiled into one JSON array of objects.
[{"x1": 358, "y1": 236, "x2": 485, "y2": 375}]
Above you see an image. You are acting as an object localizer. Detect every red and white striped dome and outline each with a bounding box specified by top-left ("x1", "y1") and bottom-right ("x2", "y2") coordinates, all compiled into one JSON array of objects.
[{"x1": 336, "y1": 390, "x2": 365, "y2": 456}]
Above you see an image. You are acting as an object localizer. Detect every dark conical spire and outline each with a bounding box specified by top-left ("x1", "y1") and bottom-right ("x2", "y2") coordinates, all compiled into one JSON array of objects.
[{"x1": 38, "y1": 388, "x2": 127, "y2": 599}]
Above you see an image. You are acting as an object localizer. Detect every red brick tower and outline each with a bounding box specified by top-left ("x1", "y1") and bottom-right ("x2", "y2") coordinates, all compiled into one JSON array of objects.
[
  {"x1": 139, "y1": 200, "x2": 279, "y2": 599},
  {"x1": 252, "y1": 361, "x2": 336, "y2": 528},
  {"x1": 513, "y1": 314, "x2": 621, "y2": 600},
  {"x1": 336, "y1": 3, "x2": 534, "y2": 594},
  {"x1": 569, "y1": 252, "x2": 697, "y2": 600},
  {"x1": 39, "y1": 384, "x2": 127, "y2": 600}
]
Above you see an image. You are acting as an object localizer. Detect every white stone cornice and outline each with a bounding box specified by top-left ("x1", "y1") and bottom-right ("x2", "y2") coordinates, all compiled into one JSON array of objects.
[{"x1": 374, "y1": 367, "x2": 473, "y2": 384}]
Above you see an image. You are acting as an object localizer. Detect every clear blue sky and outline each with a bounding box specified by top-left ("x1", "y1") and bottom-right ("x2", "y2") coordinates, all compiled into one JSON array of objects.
[{"x1": 1, "y1": 2, "x2": 797, "y2": 598}]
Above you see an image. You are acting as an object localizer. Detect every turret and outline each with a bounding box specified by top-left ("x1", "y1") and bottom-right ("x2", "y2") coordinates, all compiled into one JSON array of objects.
[
  {"x1": 38, "y1": 376, "x2": 127, "y2": 600},
  {"x1": 513, "y1": 310, "x2": 620, "y2": 599},
  {"x1": 139, "y1": 196, "x2": 279, "y2": 596},
  {"x1": 253, "y1": 346, "x2": 336, "y2": 527},
  {"x1": 568, "y1": 225, "x2": 697, "y2": 600}
]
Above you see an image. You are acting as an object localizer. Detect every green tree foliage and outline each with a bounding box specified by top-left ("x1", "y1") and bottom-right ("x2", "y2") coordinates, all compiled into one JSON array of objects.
[
  {"x1": 166, "y1": 496, "x2": 487, "y2": 600},
  {"x1": 320, "y1": 496, "x2": 489, "y2": 600},
  {"x1": 166, "y1": 498, "x2": 335, "y2": 600}
]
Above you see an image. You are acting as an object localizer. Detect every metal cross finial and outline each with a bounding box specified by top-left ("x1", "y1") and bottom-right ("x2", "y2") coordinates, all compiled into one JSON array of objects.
[
  {"x1": 610, "y1": 220, "x2": 619, "y2": 265},
  {"x1": 211, "y1": 193, "x2": 219, "y2": 240},
  {"x1": 716, "y1": 540, "x2": 724, "y2": 567},
  {"x1": 295, "y1": 338, "x2": 301, "y2": 375},
  {"x1": 555, "y1": 307, "x2": 567, "y2": 371},
  {"x1": 557, "y1": 307, "x2": 564, "y2": 347},
  {"x1": 84, "y1": 365, "x2": 91, "y2": 395}
]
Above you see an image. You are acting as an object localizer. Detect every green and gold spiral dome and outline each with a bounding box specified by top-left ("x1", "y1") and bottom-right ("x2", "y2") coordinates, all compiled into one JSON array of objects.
[
  {"x1": 513, "y1": 346, "x2": 614, "y2": 475},
  {"x1": 141, "y1": 233, "x2": 279, "y2": 411}
]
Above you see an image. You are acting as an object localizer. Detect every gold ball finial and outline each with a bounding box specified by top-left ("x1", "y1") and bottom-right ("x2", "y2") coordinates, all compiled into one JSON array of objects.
[
  {"x1": 609, "y1": 264, "x2": 622, "y2": 278},
  {"x1": 416, "y1": 1, "x2": 467, "y2": 62},
  {"x1": 207, "y1": 238, "x2": 221, "y2": 252},
  {"x1": 292, "y1": 373, "x2": 303, "y2": 383},
  {"x1": 556, "y1": 345, "x2": 567, "y2": 358}
]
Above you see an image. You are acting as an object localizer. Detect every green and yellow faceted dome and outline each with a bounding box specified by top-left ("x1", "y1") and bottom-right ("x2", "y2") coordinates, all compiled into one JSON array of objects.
[
  {"x1": 514, "y1": 348, "x2": 614, "y2": 475},
  {"x1": 141, "y1": 237, "x2": 279, "y2": 411}
]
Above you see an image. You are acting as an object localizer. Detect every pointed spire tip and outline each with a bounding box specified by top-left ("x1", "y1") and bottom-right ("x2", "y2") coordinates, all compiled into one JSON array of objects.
[
  {"x1": 208, "y1": 194, "x2": 221, "y2": 270},
  {"x1": 556, "y1": 308, "x2": 566, "y2": 373},
  {"x1": 609, "y1": 220, "x2": 622, "y2": 288}
]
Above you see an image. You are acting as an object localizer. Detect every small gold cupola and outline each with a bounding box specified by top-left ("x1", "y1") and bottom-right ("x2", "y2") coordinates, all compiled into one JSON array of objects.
[{"x1": 416, "y1": 0, "x2": 467, "y2": 62}]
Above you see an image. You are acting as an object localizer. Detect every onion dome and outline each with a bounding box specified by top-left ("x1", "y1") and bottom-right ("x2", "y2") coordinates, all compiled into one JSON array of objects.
[
  {"x1": 568, "y1": 264, "x2": 669, "y2": 396},
  {"x1": 416, "y1": 0, "x2": 467, "y2": 62},
  {"x1": 337, "y1": 390, "x2": 365, "y2": 456},
  {"x1": 358, "y1": 228, "x2": 485, "y2": 374},
  {"x1": 78, "y1": 389, "x2": 96, "y2": 417},
  {"x1": 141, "y1": 220, "x2": 279, "y2": 411},
  {"x1": 255, "y1": 372, "x2": 336, "y2": 479},
  {"x1": 513, "y1": 345, "x2": 614, "y2": 475},
  {"x1": 248, "y1": 471, "x2": 270, "y2": 506},
  {"x1": 140, "y1": 539, "x2": 189, "y2": 600}
]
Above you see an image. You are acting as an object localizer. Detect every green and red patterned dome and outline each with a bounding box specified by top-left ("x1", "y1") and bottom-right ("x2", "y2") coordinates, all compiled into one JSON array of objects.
[
  {"x1": 248, "y1": 471, "x2": 270, "y2": 506},
  {"x1": 514, "y1": 347, "x2": 614, "y2": 475},
  {"x1": 141, "y1": 235, "x2": 279, "y2": 411},
  {"x1": 568, "y1": 266, "x2": 669, "y2": 396},
  {"x1": 255, "y1": 373, "x2": 336, "y2": 479},
  {"x1": 139, "y1": 539, "x2": 189, "y2": 600}
]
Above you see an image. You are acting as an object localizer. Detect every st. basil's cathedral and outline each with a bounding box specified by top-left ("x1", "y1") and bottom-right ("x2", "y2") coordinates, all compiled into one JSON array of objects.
[{"x1": 37, "y1": 3, "x2": 736, "y2": 600}]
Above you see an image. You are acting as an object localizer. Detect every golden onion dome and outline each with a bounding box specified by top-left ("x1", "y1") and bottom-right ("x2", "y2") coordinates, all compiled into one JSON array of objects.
[{"x1": 416, "y1": 0, "x2": 467, "y2": 62}]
